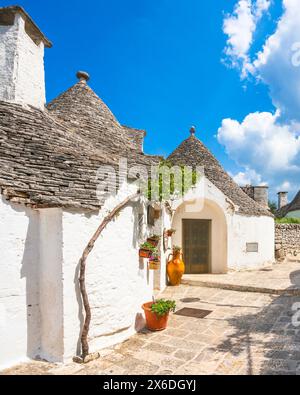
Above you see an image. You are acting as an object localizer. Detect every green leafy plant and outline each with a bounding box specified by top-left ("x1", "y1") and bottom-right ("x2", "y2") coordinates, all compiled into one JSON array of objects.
[
  {"x1": 276, "y1": 217, "x2": 300, "y2": 224},
  {"x1": 143, "y1": 160, "x2": 202, "y2": 202},
  {"x1": 173, "y1": 245, "x2": 182, "y2": 254},
  {"x1": 151, "y1": 299, "x2": 176, "y2": 317},
  {"x1": 268, "y1": 200, "x2": 277, "y2": 214},
  {"x1": 140, "y1": 242, "x2": 156, "y2": 251}
]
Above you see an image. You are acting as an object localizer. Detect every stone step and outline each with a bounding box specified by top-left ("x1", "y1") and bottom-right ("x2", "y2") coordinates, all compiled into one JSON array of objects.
[{"x1": 181, "y1": 278, "x2": 300, "y2": 296}]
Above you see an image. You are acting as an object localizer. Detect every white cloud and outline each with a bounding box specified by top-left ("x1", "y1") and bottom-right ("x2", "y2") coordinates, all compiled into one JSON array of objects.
[
  {"x1": 276, "y1": 181, "x2": 291, "y2": 192},
  {"x1": 220, "y1": 0, "x2": 300, "y2": 196},
  {"x1": 223, "y1": 0, "x2": 270, "y2": 77},
  {"x1": 218, "y1": 111, "x2": 300, "y2": 194},
  {"x1": 254, "y1": 0, "x2": 272, "y2": 19},
  {"x1": 230, "y1": 168, "x2": 264, "y2": 186},
  {"x1": 252, "y1": 0, "x2": 300, "y2": 122}
]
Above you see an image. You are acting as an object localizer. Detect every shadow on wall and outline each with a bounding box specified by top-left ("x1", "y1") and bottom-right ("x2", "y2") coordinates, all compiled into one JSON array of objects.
[
  {"x1": 171, "y1": 198, "x2": 228, "y2": 274},
  {"x1": 17, "y1": 205, "x2": 41, "y2": 359},
  {"x1": 73, "y1": 200, "x2": 148, "y2": 356},
  {"x1": 131, "y1": 200, "x2": 152, "y2": 286},
  {"x1": 74, "y1": 261, "x2": 84, "y2": 357},
  {"x1": 135, "y1": 313, "x2": 146, "y2": 332},
  {"x1": 214, "y1": 270, "x2": 300, "y2": 375}
]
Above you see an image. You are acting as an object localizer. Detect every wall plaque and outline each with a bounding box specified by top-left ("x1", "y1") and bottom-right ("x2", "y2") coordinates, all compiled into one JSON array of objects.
[{"x1": 246, "y1": 243, "x2": 259, "y2": 253}]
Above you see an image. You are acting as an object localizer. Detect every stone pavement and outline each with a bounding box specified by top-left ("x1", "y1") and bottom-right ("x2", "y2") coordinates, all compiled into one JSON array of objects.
[
  {"x1": 182, "y1": 261, "x2": 300, "y2": 295},
  {"x1": 2, "y1": 263, "x2": 300, "y2": 376}
]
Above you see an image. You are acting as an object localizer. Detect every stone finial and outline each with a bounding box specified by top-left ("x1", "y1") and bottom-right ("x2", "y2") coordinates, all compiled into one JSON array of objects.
[
  {"x1": 76, "y1": 71, "x2": 90, "y2": 82},
  {"x1": 190, "y1": 126, "x2": 196, "y2": 135}
]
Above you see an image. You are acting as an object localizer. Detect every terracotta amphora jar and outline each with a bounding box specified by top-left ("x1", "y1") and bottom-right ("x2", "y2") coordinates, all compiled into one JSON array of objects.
[{"x1": 167, "y1": 247, "x2": 185, "y2": 286}]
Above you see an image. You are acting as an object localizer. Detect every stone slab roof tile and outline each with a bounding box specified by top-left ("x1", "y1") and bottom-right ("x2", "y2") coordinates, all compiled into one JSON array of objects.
[
  {"x1": 167, "y1": 134, "x2": 273, "y2": 217},
  {"x1": 0, "y1": 102, "x2": 132, "y2": 210}
]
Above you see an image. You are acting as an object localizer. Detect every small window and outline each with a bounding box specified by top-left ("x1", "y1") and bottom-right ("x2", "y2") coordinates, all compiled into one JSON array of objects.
[{"x1": 246, "y1": 243, "x2": 259, "y2": 253}]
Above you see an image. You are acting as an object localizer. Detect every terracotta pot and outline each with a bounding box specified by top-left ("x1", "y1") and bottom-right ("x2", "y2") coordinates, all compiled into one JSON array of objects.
[
  {"x1": 166, "y1": 230, "x2": 175, "y2": 237},
  {"x1": 149, "y1": 260, "x2": 160, "y2": 270},
  {"x1": 139, "y1": 249, "x2": 151, "y2": 259},
  {"x1": 167, "y1": 250, "x2": 185, "y2": 286},
  {"x1": 147, "y1": 237, "x2": 159, "y2": 247},
  {"x1": 142, "y1": 302, "x2": 169, "y2": 331}
]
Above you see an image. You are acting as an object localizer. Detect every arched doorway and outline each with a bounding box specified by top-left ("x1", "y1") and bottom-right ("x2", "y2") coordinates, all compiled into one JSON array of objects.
[{"x1": 171, "y1": 198, "x2": 228, "y2": 274}]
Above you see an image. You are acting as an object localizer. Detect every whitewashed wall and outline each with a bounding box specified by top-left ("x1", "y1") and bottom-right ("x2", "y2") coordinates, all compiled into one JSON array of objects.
[
  {"x1": 39, "y1": 209, "x2": 64, "y2": 362},
  {"x1": 171, "y1": 177, "x2": 275, "y2": 273},
  {"x1": 0, "y1": 180, "x2": 168, "y2": 367},
  {"x1": 0, "y1": 13, "x2": 46, "y2": 109},
  {"x1": 0, "y1": 173, "x2": 274, "y2": 368},
  {"x1": 228, "y1": 214, "x2": 275, "y2": 270},
  {"x1": 61, "y1": 187, "x2": 156, "y2": 360},
  {"x1": 154, "y1": 206, "x2": 171, "y2": 290},
  {"x1": 0, "y1": 196, "x2": 40, "y2": 369},
  {"x1": 172, "y1": 198, "x2": 227, "y2": 274}
]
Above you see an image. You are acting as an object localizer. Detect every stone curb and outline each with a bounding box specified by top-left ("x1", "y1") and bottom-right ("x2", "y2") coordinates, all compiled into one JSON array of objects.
[{"x1": 181, "y1": 279, "x2": 300, "y2": 296}]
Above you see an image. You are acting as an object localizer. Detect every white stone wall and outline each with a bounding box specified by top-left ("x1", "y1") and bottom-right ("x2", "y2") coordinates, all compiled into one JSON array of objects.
[
  {"x1": 0, "y1": 13, "x2": 46, "y2": 109},
  {"x1": 171, "y1": 176, "x2": 275, "y2": 273},
  {"x1": 0, "y1": 174, "x2": 274, "y2": 367},
  {"x1": 39, "y1": 209, "x2": 64, "y2": 362},
  {"x1": 0, "y1": 24, "x2": 17, "y2": 101},
  {"x1": 61, "y1": 186, "x2": 156, "y2": 360},
  {"x1": 154, "y1": 206, "x2": 171, "y2": 290},
  {"x1": 0, "y1": 196, "x2": 40, "y2": 369},
  {"x1": 0, "y1": 181, "x2": 169, "y2": 367},
  {"x1": 228, "y1": 214, "x2": 275, "y2": 270},
  {"x1": 172, "y1": 199, "x2": 228, "y2": 274}
]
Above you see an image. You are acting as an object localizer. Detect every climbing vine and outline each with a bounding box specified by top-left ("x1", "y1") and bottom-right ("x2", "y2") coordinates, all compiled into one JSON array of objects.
[{"x1": 77, "y1": 192, "x2": 139, "y2": 361}]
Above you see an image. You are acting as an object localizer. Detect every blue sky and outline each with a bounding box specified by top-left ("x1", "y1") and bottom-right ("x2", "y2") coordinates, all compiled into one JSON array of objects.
[{"x1": 2, "y1": 0, "x2": 299, "y2": 202}]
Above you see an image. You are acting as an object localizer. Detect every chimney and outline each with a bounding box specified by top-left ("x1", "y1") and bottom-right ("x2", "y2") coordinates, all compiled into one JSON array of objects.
[
  {"x1": 0, "y1": 6, "x2": 52, "y2": 110},
  {"x1": 241, "y1": 185, "x2": 269, "y2": 209},
  {"x1": 278, "y1": 192, "x2": 288, "y2": 209},
  {"x1": 253, "y1": 186, "x2": 269, "y2": 209}
]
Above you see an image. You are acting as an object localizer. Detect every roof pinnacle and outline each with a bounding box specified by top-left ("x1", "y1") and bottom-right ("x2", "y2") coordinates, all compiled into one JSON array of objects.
[
  {"x1": 190, "y1": 126, "x2": 196, "y2": 136},
  {"x1": 76, "y1": 71, "x2": 90, "y2": 82}
]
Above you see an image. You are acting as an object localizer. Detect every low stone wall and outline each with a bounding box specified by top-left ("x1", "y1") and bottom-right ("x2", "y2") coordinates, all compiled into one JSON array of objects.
[{"x1": 275, "y1": 224, "x2": 300, "y2": 261}]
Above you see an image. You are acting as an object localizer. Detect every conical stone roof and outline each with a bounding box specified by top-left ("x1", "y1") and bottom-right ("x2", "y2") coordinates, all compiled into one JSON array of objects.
[
  {"x1": 0, "y1": 79, "x2": 161, "y2": 210},
  {"x1": 277, "y1": 190, "x2": 300, "y2": 218},
  {"x1": 47, "y1": 80, "x2": 136, "y2": 154},
  {"x1": 167, "y1": 133, "x2": 272, "y2": 217}
]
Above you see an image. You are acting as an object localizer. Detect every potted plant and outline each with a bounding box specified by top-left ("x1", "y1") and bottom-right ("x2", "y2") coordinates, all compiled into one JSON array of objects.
[
  {"x1": 147, "y1": 234, "x2": 161, "y2": 247},
  {"x1": 142, "y1": 299, "x2": 176, "y2": 331},
  {"x1": 166, "y1": 228, "x2": 176, "y2": 237},
  {"x1": 149, "y1": 248, "x2": 160, "y2": 270},
  {"x1": 139, "y1": 242, "x2": 155, "y2": 258}
]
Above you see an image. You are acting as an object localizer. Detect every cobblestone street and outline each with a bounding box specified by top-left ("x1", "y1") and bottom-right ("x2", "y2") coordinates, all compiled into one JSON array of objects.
[{"x1": 2, "y1": 264, "x2": 300, "y2": 375}]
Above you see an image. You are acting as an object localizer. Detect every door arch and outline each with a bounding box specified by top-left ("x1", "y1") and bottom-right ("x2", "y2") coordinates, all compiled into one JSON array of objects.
[{"x1": 171, "y1": 198, "x2": 228, "y2": 274}]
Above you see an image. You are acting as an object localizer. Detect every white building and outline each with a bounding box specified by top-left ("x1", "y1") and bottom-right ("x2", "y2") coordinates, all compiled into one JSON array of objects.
[{"x1": 0, "y1": 6, "x2": 275, "y2": 369}]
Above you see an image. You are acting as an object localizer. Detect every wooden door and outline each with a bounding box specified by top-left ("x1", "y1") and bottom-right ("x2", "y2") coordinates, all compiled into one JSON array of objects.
[{"x1": 183, "y1": 219, "x2": 211, "y2": 274}]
